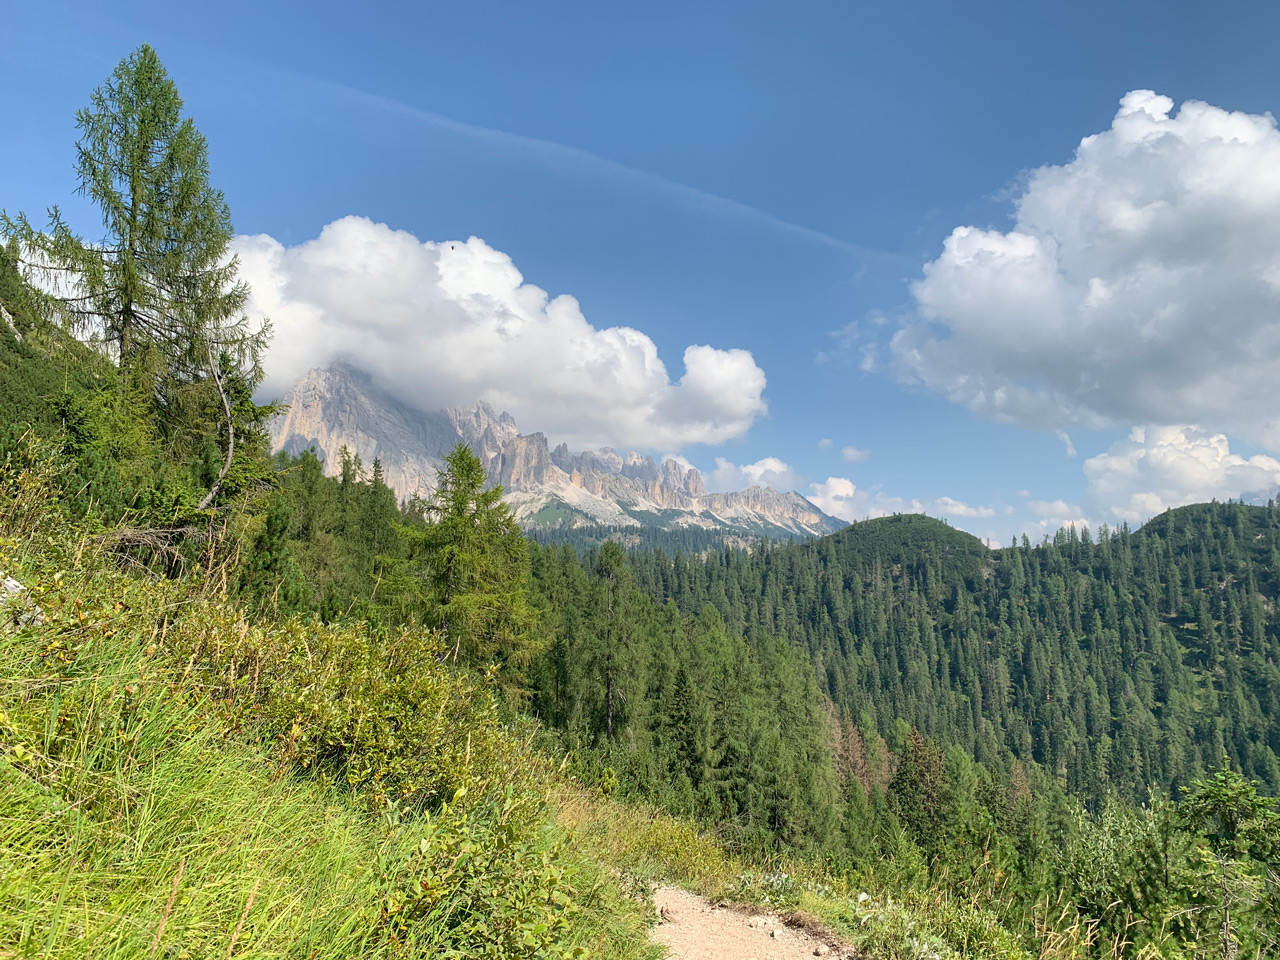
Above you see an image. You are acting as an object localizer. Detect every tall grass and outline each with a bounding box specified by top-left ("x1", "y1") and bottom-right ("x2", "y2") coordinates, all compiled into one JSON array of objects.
[
  {"x1": 555, "y1": 783, "x2": 1052, "y2": 960},
  {"x1": 0, "y1": 440, "x2": 658, "y2": 959}
]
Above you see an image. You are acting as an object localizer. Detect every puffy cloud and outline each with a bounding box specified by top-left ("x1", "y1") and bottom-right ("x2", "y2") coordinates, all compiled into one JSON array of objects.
[
  {"x1": 841, "y1": 445, "x2": 870, "y2": 463},
  {"x1": 806, "y1": 478, "x2": 864, "y2": 520},
  {"x1": 661, "y1": 453, "x2": 695, "y2": 473},
  {"x1": 808, "y1": 478, "x2": 994, "y2": 523},
  {"x1": 1025, "y1": 499, "x2": 1096, "y2": 539},
  {"x1": 1083, "y1": 425, "x2": 1280, "y2": 523},
  {"x1": 709, "y1": 456, "x2": 801, "y2": 492},
  {"x1": 936, "y1": 496, "x2": 998, "y2": 519},
  {"x1": 237, "y1": 216, "x2": 767, "y2": 450},
  {"x1": 893, "y1": 90, "x2": 1280, "y2": 449},
  {"x1": 817, "y1": 438, "x2": 833, "y2": 449}
]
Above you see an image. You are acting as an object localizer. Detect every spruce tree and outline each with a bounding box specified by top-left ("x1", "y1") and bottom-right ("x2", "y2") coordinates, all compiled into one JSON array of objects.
[{"x1": 421, "y1": 444, "x2": 539, "y2": 674}]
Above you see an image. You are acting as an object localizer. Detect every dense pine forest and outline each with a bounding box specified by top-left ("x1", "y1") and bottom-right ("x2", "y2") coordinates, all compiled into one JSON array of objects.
[
  {"x1": 4, "y1": 42, "x2": 1280, "y2": 960},
  {"x1": 621, "y1": 507, "x2": 1280, "y2": 804}
]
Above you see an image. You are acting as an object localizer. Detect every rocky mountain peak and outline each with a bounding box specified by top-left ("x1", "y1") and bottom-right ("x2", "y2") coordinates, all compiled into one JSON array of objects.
[
  {"x1": 446, "y1": 401, "x2": 520, "y2": 463},
  {"x1": 661, "y1": 458, "x2": 706, "y2": 498},
  {"x1": 270, "y1": 364, "x2": 844, "y2": 539}
]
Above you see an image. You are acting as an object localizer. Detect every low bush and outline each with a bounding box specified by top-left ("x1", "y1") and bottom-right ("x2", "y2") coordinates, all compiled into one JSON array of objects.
[{"x1": 0, "y1": 443, "x2": 655, "y2": 959}]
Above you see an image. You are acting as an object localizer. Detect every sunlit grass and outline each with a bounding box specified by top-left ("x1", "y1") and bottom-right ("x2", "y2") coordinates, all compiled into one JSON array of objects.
[{"x1": 0, "y1": 444, "x2": 657, "y2": 959}]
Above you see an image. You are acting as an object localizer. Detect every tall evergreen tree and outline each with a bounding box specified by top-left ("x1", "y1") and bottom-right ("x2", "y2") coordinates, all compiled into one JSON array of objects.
[
  {"x1": 2, "y1": 44, "x2": 266, "y2": 508},
  {"x1": 419, "y1": 444, "x2": 539, "y2": 674}
]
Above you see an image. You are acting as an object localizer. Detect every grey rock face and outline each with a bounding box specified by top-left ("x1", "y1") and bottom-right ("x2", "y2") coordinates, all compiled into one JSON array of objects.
[
  {"x1": 1, "y1": 303, "x2": 20, "y2": 342},
  {"x1": 269, "y1": 365, "x2": 846, "y2": 538},
  {"x1": 1, "y1": 572, "x2": 45, "y2": 627}
]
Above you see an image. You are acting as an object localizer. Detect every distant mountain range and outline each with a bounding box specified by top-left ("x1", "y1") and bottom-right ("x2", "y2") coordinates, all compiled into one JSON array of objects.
[{"x1": 269, "y1": 364, "x2": 845, "y2": 540}]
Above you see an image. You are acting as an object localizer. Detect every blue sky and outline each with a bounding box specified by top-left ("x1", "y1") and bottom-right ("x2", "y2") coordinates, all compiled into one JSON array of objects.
[{"x1": 7, "y1": 0, "x2": 1280, "y2": 542}]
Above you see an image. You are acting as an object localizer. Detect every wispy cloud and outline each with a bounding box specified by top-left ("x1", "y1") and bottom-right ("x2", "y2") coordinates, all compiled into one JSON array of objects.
[{"x1": 292, "y1": 70, "x2": 908, "y2": 264}]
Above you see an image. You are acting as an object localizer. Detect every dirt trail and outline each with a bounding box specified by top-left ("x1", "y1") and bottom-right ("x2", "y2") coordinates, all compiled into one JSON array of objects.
[{"x1": 651, "y1": 886, "x2": 851, "y2": 960}]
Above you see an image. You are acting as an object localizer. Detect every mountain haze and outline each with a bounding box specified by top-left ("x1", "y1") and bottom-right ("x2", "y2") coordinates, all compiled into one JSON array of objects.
[{"x1": 270, "y1": 364, "x2": 845, "y2": 539}]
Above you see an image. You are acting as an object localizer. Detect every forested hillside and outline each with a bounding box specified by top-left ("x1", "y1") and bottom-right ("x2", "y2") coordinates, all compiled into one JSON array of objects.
[
  {"x1": 521, "y1": 511, "x2": 1280, "y2": 958},
  {"x1": 622, "y1": 509, "x2": 1280, "y2": 804}
]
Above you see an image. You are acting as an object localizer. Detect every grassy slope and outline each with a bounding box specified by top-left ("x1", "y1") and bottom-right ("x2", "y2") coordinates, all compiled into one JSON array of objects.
[
  {"x1": 555, "y1": 786, "x2": 1040, "y2": 960},
  {"x1": 0, "y1": 454, "x2": 1052, "y2": 960},
  {"x1": 0, "y1": 446, "x2": 659, "y2": 960}
]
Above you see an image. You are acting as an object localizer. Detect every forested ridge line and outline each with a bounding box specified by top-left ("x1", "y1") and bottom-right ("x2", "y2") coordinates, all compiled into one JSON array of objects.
[{"x1": 618, "y1": 508, "x2": 1280, "y2": 804}]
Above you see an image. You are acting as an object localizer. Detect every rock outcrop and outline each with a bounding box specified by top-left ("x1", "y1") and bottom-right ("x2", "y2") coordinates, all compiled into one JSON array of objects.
[
  {"x1": 1, "y1": 571, "x2": 44, "y2": 627},
  {"x1": 269, "y1": 365, "x2": 845, "y2": 539}
]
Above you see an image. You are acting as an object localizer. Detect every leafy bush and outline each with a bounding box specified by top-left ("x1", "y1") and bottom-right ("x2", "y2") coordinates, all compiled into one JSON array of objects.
[
  {"x1": 166, "y1": 609, "x2": 519, "y2": 810},
  {"x1": 0, "y1": 448, "x2": 655, "y2": 960},
  {"x1": 376, "y1": 787, "x2": 585, "y2": 958}
]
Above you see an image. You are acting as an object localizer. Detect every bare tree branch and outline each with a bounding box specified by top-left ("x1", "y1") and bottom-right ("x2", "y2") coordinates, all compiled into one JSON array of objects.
[{"x1": 197, "y1": 341, "x2": 234, "y2": 511}]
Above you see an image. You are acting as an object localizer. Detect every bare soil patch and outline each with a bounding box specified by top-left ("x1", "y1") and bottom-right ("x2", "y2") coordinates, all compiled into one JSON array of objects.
[{"x1": 651, "y1": 886, "x2": 851, "y2": 960}]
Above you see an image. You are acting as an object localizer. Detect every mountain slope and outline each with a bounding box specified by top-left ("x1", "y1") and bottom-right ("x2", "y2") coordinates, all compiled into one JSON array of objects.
[
  {"x1": 620, "y1": 501, "x2": 1280, "y2": 803},
  {"x1": 270, "y1": 364, "x2": 844, "y2": 540}
]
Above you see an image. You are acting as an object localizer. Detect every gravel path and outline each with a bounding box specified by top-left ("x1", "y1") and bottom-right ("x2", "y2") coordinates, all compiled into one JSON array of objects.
[{"x1": 651, "y1": 886, "x2": 850, "y2": 960}]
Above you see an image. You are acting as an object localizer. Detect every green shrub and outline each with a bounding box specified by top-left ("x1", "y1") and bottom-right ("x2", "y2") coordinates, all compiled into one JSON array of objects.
[
  {"x1": 0, "y1": 447, "x2": 655, "y2": 960},
  {"x1": 376, "y1": 787, "x2": 585, "y2": 958}
]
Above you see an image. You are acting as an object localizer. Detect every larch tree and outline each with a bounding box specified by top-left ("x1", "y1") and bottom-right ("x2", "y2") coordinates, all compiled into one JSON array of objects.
[{"x1": 2, "y1": 44, "x2": 267, "y2": 509}]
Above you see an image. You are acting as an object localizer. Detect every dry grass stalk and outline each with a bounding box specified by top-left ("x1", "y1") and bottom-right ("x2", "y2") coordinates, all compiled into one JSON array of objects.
[
  {"x1": 149, "y1": 857, "x2": 186, "y2": 958},
  {"x1": 227, "y1": 877, "x2": 261, "y2": 957}
]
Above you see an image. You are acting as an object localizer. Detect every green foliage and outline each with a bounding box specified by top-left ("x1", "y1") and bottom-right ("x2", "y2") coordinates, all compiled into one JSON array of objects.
[
  {"x1": 0, "y1": 447, "x2": 656, "y2": 960},
  {"x1": 377, "y1": 787, "x2": 585, "y2": 959},
  {"x1": 1179, "y1": 763, "x2": 1280, "y2": 864},
  {"x1": 0, "y1": 239, "x2": 41, "y2": 335},
  {"x1": 529, "y1": 520, "x2": 813, "y2": 554},
  {"x1": 1178, "y1": 764, "x2": 1280, "y2": 959},
  {"x1": 1054, "y1": 798, "x2": 1188, "y2": 955},
  {"x1": 889, "y1": 729, "x2": 950, "y2": 852},
  {"x1": 11, "y1": 45, "x2": 257, "y2": 375},
  {"x1": 626, "y1": 505, "x2": 1280, "y2": 804},
  {"x1": 174, "y1": 611, "x2": 515, "y2": 811},
  {"x1": 528, "y1": 541, "x2": 841, "y2": 854},
  {"x1": 416, "y1": 444, "x2": 540, "y2": 672},
  {"x1": 2, "y1": 44, "x2": 268, "y2": 513}
]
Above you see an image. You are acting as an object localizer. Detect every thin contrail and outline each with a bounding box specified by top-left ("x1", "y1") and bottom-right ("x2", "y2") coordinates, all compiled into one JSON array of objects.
[
  {"x1": 294, "y1": 71, "x2": 908, "y2": 267},
  {"x1": 18, "y1": 8, "x2": 909, "y2": 268}
]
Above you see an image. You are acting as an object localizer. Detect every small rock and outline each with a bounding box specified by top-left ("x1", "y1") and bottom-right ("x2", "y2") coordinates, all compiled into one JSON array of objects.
[
  {"x1": 771, "y1": 928, "x2": 782, "y2": 938},
  {"x1": 814, "y1": 946, "x2": 831, "y2": 957},
  {"x1": 747, "y1": 916, "x2": 767, "y2": 928},
  {"x1": 0, "y1": 573, "x2": 44, "y2": 628}
]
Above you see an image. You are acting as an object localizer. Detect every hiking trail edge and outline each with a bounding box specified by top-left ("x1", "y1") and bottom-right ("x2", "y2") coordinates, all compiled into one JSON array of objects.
[{"x1": 650, "y1": 886, "x2": 852, "y2": 960}]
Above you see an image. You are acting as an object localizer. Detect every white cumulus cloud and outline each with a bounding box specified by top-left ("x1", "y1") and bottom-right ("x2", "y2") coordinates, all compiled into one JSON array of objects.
[
  {"x1": 236, "y1": 216, "x2": 768, "y2": 450},
  {"x1": 808, "y1": 478, "x2": 994, "y2": 524},
  {"x1": 708, "y1": 456, "x2": 801, "y2": 492},
  {"x1": 1025, "y1": 499, "x2": 1096, "y2": 539},
  {"x1": 841, "y1": 445, "x2": 870, "y2": 463},
  {"x1": 1083, "y1": 425, "x2": 1280, "y2": 523},
  {"x1": 893, "y1": 90, "x2": 1280, "y2": 449}
]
